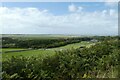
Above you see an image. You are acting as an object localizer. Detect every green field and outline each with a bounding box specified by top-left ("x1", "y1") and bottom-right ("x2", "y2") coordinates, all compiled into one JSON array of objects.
[
  {"x1": 2, "y1": 48, "x2": 27, "y2": 53},
  {"x1": 2, "y1": 34, "x2": 81, "y2": 40},
  {"x1": 2, "y1": 41, "x2": 93, "y2": 61}
]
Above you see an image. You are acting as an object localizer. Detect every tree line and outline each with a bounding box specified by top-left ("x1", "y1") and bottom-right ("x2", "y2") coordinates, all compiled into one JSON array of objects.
[{"x1": 2, "y1": 37, "x2": 92, "y2": 49}]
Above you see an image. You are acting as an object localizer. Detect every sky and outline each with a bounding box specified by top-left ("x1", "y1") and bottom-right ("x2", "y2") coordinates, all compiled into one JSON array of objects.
[{"x1": 0, "y1": 2, "x2": 118, "y2": 35}]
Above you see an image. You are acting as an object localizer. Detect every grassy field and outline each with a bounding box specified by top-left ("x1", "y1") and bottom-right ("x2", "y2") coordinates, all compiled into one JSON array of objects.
[
  {"x1": 2, "y1": 48, "x2": 27, "y2": 53},
  {"x1": 2, "y1": 41, "x2": 93, "y2": 61},
  {"x1": 2, "y1": 34, "x2": 81, "y2": 40}
]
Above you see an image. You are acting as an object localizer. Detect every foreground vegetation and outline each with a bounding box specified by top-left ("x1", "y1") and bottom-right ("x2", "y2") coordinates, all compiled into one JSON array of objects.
[{"x1": 2, "y1": 36, "x2": 120, "y2": 79}]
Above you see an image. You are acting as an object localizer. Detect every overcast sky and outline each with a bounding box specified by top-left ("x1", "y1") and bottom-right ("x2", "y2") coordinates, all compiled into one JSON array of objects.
[{"x1": 0, "y1": 2, "x2": 118, "y2": 35}]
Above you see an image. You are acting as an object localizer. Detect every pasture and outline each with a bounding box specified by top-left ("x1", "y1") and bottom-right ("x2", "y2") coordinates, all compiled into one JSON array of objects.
[
  {"x1": 2, "y1": 41, "x2": 93, "y2": 61},
  {"x1": 2, "y1": 34, "x2": 79, "y2": 40}
]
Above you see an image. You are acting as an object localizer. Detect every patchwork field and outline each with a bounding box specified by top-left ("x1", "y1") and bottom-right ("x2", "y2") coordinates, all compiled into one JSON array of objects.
[{"x1": 2, "y1": 41, "x2": 93, "y2": 61}]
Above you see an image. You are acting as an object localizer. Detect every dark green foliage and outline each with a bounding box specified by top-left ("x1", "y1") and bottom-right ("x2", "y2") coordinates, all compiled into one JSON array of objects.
[{"x1": 2, "y1": 37, "x2": 92, "y2": 49}]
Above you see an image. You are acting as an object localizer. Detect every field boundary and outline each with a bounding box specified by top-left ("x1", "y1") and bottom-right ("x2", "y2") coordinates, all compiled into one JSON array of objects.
[{"x1": 3, "y1": 49, "x2": 33, "y2": 53}]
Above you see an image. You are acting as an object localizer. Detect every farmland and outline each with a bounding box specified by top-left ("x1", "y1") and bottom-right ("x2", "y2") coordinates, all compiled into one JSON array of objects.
[
  {"x1": 2, "y1": 41, "x2": 93, "y2": 60},
  {"x1": 1, "y1": 34, "x2": 120, "y2": 79},
  {"x1": 2, "y1": 34, "x2": 93, "y2": 60}
]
